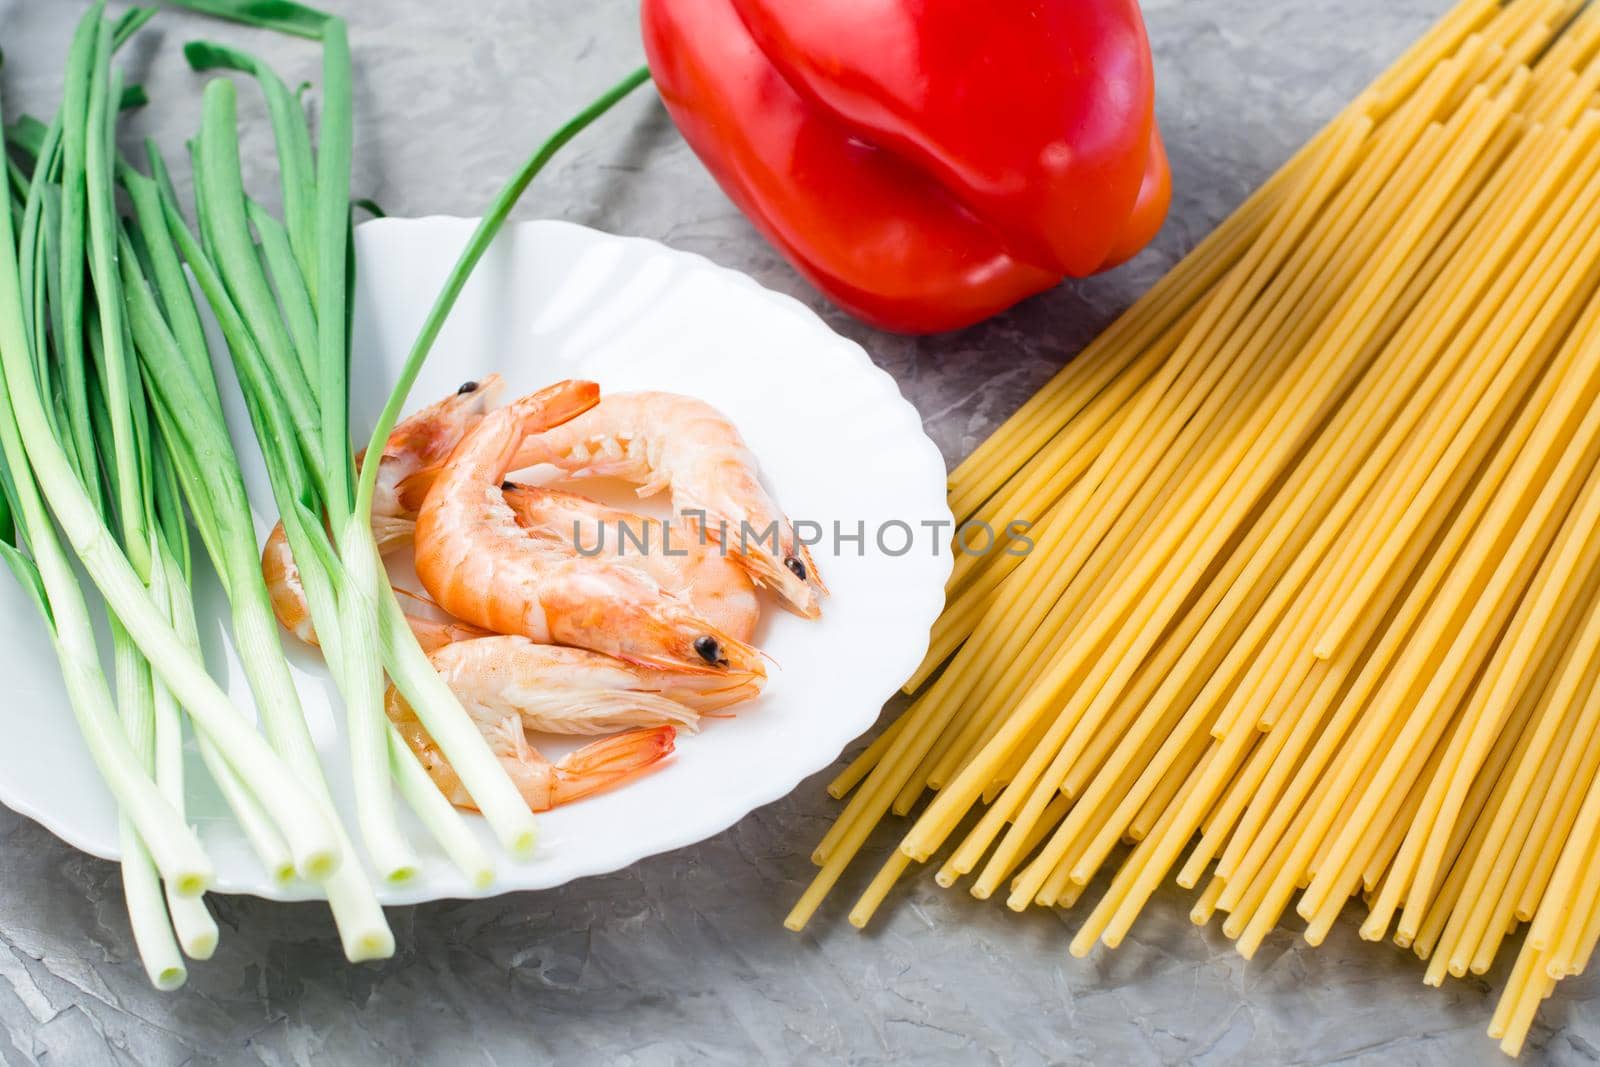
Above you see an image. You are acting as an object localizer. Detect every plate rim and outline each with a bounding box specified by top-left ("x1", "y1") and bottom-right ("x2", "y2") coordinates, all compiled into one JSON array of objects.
[{"x1": 0, "y1": 216, "x2": 953, "y2": 904}]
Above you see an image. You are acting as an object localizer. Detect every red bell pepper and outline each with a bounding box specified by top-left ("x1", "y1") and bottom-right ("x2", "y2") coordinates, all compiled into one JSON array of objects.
[{"x1": 640, "y1": 0, "x2": 1170, "y2": 334}]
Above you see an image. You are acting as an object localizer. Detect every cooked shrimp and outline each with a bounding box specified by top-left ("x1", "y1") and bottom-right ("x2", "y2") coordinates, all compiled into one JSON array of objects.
[
  {"x1": 501, "y1": 483, "x2": 760, "y2": 643},
  {"x1": 264, "y1": 375, "x2": 507, "y2": 644},
  {"x1": 386, "y1": 632, "x2": 760, "y2": 812},
  {"x1": 510, "y1": 391, "x2": 827, "y2": 618},
  {"x1": 387, "y1": 635, "x2": 761, "y2": 740},
  {"x1": 388, "y1": 681, "x2": 676, "y2": 813},
  {"x1": 261, "y1": 528, "x2": 320, "y2": 646},
  {"x1": 414, "y1": 382, "x2": 767, "y2": 677}
]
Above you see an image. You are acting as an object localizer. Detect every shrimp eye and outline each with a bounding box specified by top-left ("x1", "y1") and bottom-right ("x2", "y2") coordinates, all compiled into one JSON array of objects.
[
  {"x1": 501, "y1": 481, "x2": 516, "y2": 492},
  {"x1": 693, "y1": 636, "x2": 723, "y2": 665},
  {"x1": 458, "y1": 380, "x2": 479, "y2": 394},
  {"x1": 785, "y1": 556, "x2": 808, "y2": 582}
]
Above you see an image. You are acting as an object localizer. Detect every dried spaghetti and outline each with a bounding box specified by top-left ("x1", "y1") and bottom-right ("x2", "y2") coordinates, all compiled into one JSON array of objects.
[{"x1": 795, "y1": 0, "x2": 1600, "y2": 1055}]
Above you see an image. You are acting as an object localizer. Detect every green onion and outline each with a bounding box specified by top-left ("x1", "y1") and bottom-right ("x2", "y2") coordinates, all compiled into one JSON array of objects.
[
  {"x1": 85, "y1": 21, "x2": 148, "y2": 576},
  {"x1": 120, "y1": 166, "x2": 394, "y2": 960},
  {"x1": 247, "y1": 199, "x2": 318, "y2": 362},
  {"x1": 148, "y1": 540, "x2": 220, "y2": 962},
  {"x1": 0, "y1": 132, "x2": 212, "y2": 912},
  {"x1": 119, "y1": 84, "x2": 150, "y2": 111},
  {"x1": 193, "y1": 80, "x2": 323, "y2": 475},
  {"x1": 0, "y1": 455, "x2": 208, "y2": 893},
  {"x1": 24, "y1": 7, "x2": 389, "y2": 974},
  {"x1": 110, "y1": 7, "x2": 157, "y2": 49},
  {"x1": 56, "y1": 7, "x2": 99, "y2": 492},
  {"x1": 308, "y1": 20, "x2": 418, "y2": 883},
  {"x1": 0, "y1": 80, "x2": 344, "y2": 887},
  {"x1": 167, "y1": 11, "x2": 532, "y2": 877},
  {"x1": 179, "y1": 60, "x2": 413, "y2": 885},
  {"x1": 0, "y1": 18, "x2": 212, "y2": 987},
  {"x1": 0, "y1": 0, "x2": 655, "y2": 985},
  {"x1": 0, "y1": 468, "x2": 47, "y2": 621},
  {"x1": 183, "y1": 40, "x2": 318, "y2": 288},
  {"x1": 159, "y1": 6, "x2": 654, "y2": 872},
  {"x1": 82, "y1": 214, "x2": 198, "y2": 977},
  {"x1": 164, "y1": 0, "x2": 331, "y2": 40},
  {"x1": 314, "y1": 18, "x2": 354, "y2": 527}
]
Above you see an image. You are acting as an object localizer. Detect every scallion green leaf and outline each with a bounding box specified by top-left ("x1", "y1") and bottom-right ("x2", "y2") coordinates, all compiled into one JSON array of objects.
[{"x1": 163, "y1": 0, "x2": 331, "y2": 40}]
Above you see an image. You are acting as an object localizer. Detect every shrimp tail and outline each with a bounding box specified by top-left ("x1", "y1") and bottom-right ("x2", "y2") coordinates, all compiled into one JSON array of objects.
[
  {"x1": 262, "y1": 522, "x2": 320, "y2": 646},
  {"x1": 547, "y1": 726, "x2": 677, "y2": 808}
]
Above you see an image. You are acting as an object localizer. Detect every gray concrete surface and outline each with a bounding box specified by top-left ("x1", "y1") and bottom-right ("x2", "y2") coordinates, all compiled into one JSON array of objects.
[{"x1": 0, "y1": 1, "x2": 1596, "y2": 1064}]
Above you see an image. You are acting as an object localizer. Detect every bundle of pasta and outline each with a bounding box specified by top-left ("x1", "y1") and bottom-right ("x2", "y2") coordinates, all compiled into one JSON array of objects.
[{"x1": 791, "y1": 0, "x2": 1600, "y2": 1054}]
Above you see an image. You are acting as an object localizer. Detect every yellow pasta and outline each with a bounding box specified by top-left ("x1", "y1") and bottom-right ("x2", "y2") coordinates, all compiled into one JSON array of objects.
[{"x1": 793, "y1": 0, "x2": 1600, "y2": 1054}]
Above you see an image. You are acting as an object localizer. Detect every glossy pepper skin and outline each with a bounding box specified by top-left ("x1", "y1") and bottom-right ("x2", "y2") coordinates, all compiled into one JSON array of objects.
[{"x1": 641, "y1": 0, "x2": 1170, "y2": 334}]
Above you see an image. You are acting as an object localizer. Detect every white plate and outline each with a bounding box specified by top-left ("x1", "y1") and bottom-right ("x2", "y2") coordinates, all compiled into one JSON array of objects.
[{"x1": 0, "y1": 219, "x2": 951, "y2": 903}]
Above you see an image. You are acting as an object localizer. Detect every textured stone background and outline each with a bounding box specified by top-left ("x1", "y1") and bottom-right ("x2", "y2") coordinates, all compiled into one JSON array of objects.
[{"x1": 1, "y1": 1, "x2": 1597, "y2": 1064}]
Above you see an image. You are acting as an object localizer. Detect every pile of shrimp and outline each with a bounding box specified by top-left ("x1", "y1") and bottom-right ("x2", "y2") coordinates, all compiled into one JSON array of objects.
[{"x1": 264, "y1": 377, "x2": 826, "y2": 814}]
